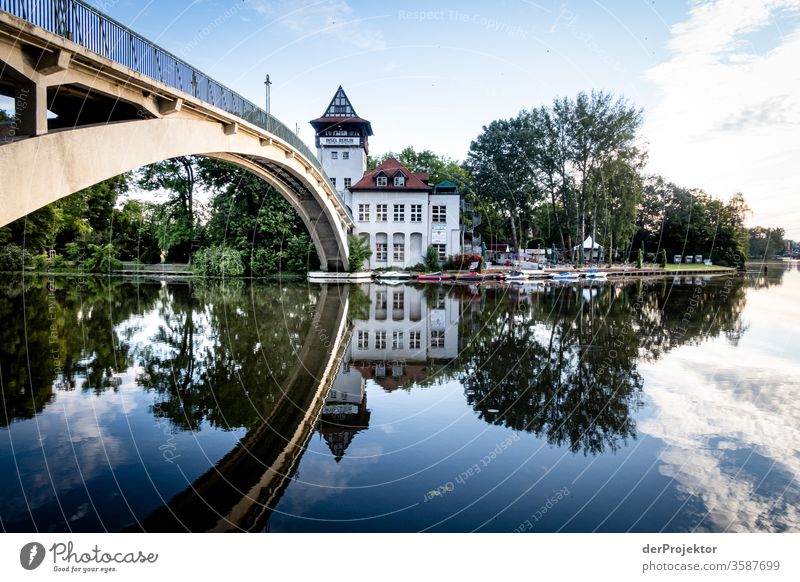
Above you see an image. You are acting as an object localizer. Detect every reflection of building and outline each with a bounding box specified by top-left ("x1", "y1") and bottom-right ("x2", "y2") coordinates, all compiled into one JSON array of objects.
[
  {"x1": 318, "y1": 359, "x2": 371, "y2": 462},
  {"x1": 349, "y1": 284, "x2": 460, "y2": 390}
]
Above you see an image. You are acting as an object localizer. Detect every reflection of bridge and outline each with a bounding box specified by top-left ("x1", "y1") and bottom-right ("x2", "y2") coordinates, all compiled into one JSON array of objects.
[
  {"x1": 130, "y1": 284, "x2": 351, "y2": 532},
  {"x1": 0, "y1": 0, "x2": 351, "y2": 270}
]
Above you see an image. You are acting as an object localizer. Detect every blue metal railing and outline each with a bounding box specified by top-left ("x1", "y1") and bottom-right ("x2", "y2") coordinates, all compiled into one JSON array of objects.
[{"x1": 0, "y1": 0, "x2": 342, "y2": 204}]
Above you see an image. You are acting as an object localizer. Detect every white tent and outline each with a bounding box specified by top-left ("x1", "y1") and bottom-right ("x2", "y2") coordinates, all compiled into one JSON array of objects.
[{"x1": 573, "y1": 236, "x2": 603, "y2": 260}]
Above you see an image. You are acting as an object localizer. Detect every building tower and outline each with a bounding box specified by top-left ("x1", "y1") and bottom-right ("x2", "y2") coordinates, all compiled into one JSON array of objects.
[{"x1": 309, "y1": 86, "x2": 373, "y2": 209}]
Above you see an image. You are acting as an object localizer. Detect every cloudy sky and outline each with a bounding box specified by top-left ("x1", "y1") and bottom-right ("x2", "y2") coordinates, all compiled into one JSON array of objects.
[{"x1": 46, "y1": 1, "x2": 800, "y2": 236}]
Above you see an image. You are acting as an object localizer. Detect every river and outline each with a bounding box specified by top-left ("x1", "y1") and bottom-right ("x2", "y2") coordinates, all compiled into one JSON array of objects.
[{"x1": 1, "y1": 263, "x2": 798, "y2": 532}]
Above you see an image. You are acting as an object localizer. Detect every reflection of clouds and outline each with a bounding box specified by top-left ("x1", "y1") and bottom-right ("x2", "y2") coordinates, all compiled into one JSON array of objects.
[
  {"x1": 3, "y1": 371, "x2": 140, "y2": 521},
  {"x1": 639, "y1": 342, "x2": 800, "y2": 532},
  {"x1": 278, "y1": 443, "x2": 384, "y2": 514}
]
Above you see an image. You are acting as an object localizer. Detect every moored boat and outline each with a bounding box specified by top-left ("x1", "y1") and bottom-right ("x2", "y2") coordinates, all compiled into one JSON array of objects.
[
  {"x1": 416, "y1": 271, "x2": 450, "y2": 282},
  {"x1": 584, "y1": 269, "x2": 608, "y2": 280},
  {"x1": 452, "y1": 271, "x2": 484, "y2": 282},
  {"x1": 549, "y1": 271, "x2": 580, "y2": 281}
]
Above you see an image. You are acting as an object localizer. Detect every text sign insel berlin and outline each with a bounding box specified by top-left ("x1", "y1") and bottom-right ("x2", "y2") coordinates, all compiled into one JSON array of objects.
[
  {"x1": 431, "y1": 224, "x2": 447, "y2": 244},
  {"x1": 320, "y1": 137, "x2": 359, "y2": 146}
]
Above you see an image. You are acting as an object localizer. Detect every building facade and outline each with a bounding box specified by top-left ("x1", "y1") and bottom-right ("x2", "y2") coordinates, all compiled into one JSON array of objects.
[{"x1": 311, "y1": 87, "x2": 460, "y2": 269}]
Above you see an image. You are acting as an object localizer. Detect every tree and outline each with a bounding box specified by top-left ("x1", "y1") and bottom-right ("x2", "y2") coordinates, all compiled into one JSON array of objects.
[
  {"x1": 467, "y1": 91, "x2": 644, "y2": 256},
  {"x1": 424, "y1": 245, "x2": 440, "y2": 271},
  {"x1": 198, "y1": 158, "x2": 319, "y2": 274},
  {"x1": 749, "y1": 226, "x2": 786, "y2": 259},
  {"x1": 137, "y1": 157, "x2": 198, "y2": 261},
  {"x1": 347, "y1": 234, "x2": 371, "y2": 272}
]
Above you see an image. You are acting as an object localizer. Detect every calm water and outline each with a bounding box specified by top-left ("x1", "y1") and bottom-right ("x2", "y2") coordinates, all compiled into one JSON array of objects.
[{"x1": 1, "y1": 264, "x2": 798, "y2": 532}]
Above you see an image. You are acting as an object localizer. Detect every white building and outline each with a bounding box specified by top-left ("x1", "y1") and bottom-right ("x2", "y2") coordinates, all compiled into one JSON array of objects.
[
  {"x1": 309, "y1": 86, "x2": 373, "y2": 204},
  {"x1": 311, "y1": 87, "x2": 461, "y2": 269}
]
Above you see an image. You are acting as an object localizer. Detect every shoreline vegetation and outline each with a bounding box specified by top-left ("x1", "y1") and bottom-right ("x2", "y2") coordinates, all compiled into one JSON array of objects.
[{"x1": 0, "y1": 91, "x2": 791, "y2": 275}]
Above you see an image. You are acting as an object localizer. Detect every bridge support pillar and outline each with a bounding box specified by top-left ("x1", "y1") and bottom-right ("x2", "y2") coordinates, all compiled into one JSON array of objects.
[{"x1": 13, "y1": 80, "x2": 48, "y2": 137}]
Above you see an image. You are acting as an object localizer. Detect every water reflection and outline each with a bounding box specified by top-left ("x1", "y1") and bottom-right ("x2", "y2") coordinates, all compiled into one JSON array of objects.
[{"x1": 1, "y1": 268, "x2": 797, "y2": 532}]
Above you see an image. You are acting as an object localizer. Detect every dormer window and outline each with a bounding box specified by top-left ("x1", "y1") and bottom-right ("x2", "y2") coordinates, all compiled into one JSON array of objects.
[
  {"x1": 377, "y1": 176, "x2": 388, "y2": 187},
  {"x1": 394, "y1": 176, "x2": 405, "y2": 187}
]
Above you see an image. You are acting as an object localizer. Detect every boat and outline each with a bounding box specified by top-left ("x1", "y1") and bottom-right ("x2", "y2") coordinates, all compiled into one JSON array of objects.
[
  {"x1": 503, "y1": 270, "x2": 527, "y2": 281},
  {"x1": 584, "y1": 269, "x2": 608, "y2": 280},
  {"x1": 308, "y1": 271, "x2": 373, "y2": 282},
  {"x1": 416, "y1": 271, "x2": 450, "y2": 282},
  {"x1": 374, "y1": 271, "x2": 412, "y2": 281},
  {"x1": 452, "y1": 271, "x2": 484, "y2": 282},
  {"x1": 549, "y1": 271, "x2": 580, "y2": 281}
]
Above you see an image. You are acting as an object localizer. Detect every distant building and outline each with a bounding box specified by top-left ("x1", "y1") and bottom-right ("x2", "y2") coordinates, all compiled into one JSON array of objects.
[{"x1": 311, "y1": 87, "x2": 461, "y2": 268}]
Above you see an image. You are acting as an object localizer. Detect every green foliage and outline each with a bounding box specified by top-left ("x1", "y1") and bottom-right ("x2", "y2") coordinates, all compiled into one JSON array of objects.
[
  {"x1": 424, "y1": 245, "x2": 440, "y2": 271},
  {"x1": 467, "y1": 90, "x2": 644, "y2": 252},
  {"x1": 199, "y1": 158, "x2": 319, "y2": 274},
  {"x1": 84, "y1": 243, "x2": 122, "y2": 272},
  {"x1": 748, "y1": 226, "x2": 786, "y2": 259},
  {"x1": 442, "y1": 256, "x2": 457, "y2": 270},
  {"x1": 0, "y1": 244, "x2": 33, "y2": 272},
  {"x1": 347, "y1": 234, "x2": 372, "y2": 272},
  {"x1": 137, "y1": 157, "x2": 198, "y2": 261},
  {"x1": 194, "y1": 245, "x2": 245, "y2": 278},
  {"x1": 659, "y1": 249, "x2": 667, "y2": 268},
  {"x1": 636, "y1": 248, "x2": 644, "y2": 269}
]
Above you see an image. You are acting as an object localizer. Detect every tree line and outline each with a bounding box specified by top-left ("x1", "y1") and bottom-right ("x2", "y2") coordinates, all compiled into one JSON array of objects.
[{"x1": 0, "y1": 157, "x2": 318, "y2": 275}]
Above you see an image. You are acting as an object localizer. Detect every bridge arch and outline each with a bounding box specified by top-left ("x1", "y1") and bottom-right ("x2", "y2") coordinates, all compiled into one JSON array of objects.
[
  {"x1": 0, "y1": 116, "x2": 352, "y2": 271},
  {"x1": 0, "y1": 6, "x2": 353, "y2": 271}
]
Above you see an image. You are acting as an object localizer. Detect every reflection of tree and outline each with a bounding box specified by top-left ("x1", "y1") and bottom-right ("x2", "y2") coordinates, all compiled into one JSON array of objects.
[
  {"x1": 0, "y1": 276, "x2": 157, "y2": 426},
  {"x1": 138, "y1": 281, "x2": 320, "y2": 431},
  {"x1": 458, "y1": 277, "x2": 748, "y2": 455}
]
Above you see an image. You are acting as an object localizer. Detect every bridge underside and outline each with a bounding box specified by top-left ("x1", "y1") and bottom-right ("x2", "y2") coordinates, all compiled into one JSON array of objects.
[{"x1": 0, "y1": 11, "x2": 352, "y2": 270}]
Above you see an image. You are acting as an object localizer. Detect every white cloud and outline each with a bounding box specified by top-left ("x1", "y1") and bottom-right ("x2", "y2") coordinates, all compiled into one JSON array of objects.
[
  {"x1": 644, "y1": 0, "x2": 800, "y2": 238},
  {"x1": 250, "y1": 0, "x2": 386, "y2": 52}
]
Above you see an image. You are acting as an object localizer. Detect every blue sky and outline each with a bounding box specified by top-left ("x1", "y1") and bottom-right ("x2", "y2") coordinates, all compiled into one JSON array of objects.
[{"x1": 41, "y1": 1, "x2": 800, "y2": 235}]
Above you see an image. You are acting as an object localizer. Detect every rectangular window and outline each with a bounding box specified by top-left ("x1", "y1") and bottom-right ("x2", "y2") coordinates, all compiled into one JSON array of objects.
[
  {"x1": 376, "y1": 204, "x2": 387, "y2": 222},
  {"x1": 342, "y1": 151, "x2": 350, "y2": 160},
  {"x1": 392, "y1": 331, "x2": 404, "y2": 350},
  {"x1": 331, "y1": 151, "x2": 338, "y2": 159},
  {"x1": 434, "y1": 244, "x2": 446, "y2": 260},
  {"x1": 432, "y1": 205, "x2": 447, "y2": 223},
  {"x1": 394, "y1": 176, "x2": 405, "y2": 187},
  {"x1": 376, "y1": 243, "x2": 387, "y2": 261},
  {"x1": 410, "y1": 204, "x2": 422, "y2": 222},
  {"x1": 376, "y1": 291, "x2": 387, "y2": 310},
  {"x1": 392, "y1": 291, "x2": 404, "y2": 310},
  {"x1": 357, "y1": 330, "x2": 369, "y2": 350},
  {"x1": 393, "y1": 204, "x2": 405, "y2": 222},
  {"x1": 431, "y1": 330, "x2": 445, "y2": 348},
  {"x1": 393, "y1": 243, "x2": 405, "y2": 262},
  {"x1": 331, "y1": 177, "x2": 336, "y2": 187},
  {"x1": 409, "y1": 330, "x2": 421, "y2": 350},
  {"x1": 376, "y1": 331, "x2": 386, "y2": 350},
  {"x1": 377, "y1": 176, "x2": 387, "y2": 187},
  {"x1": 344, "y1": 178, "x2": 351, "y2": 188},
  {"x1": 358, "y1": 204, "x2": 370, "y2": 221}
]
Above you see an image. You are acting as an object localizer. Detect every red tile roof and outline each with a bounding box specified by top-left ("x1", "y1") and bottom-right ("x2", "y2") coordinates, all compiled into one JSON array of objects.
[{"x1": 350, "y1": 157, "x2": 432, "y2": 191}]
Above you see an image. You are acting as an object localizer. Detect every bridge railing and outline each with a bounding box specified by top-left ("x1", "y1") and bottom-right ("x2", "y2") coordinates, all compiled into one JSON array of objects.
[{"x1": 0, "y1": 0, "x2": 344, "y2": 206}]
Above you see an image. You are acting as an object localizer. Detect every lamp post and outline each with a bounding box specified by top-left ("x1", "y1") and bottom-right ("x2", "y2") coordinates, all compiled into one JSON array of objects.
[{"x1": 264, "y1": 74, "x2": 271, "y2": 131}]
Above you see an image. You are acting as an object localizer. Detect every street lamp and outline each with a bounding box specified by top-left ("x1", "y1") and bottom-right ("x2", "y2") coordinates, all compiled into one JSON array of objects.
[{"x1": 264, "y1": 74, "x2": 272, "y2": 131}]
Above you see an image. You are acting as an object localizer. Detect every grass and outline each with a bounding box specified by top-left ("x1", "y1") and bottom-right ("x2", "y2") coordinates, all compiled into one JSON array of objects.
[{"x1": 663, "y1": 264, "x2": 734, "y2": 271}]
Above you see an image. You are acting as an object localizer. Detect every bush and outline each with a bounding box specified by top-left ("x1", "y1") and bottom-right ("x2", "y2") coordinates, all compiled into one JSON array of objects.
[
  {"x1": 454, "y1": 253, "x2": 483, "y2": 270},
  {"x1": 408, "y1": 262, "x2": 426, "y2": 272},
  {"x1": 424, "y1": 245, "x2": 440, "y2": 271},
  {"x1": 84, "y1": 243, "x2": 123, "y2": 272},
  {"x1": 195, "y1": 245, "x2": 244, "y2": 278},
  {"x1": 0, "y1": 243, "x2": 33, "y2": 272},
  {"x1": 347, "y1": 234, "x2": 372, "y2": 272},
  {"x1": 31, "y1": 253, "x2": 50, "y2": 271}
]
